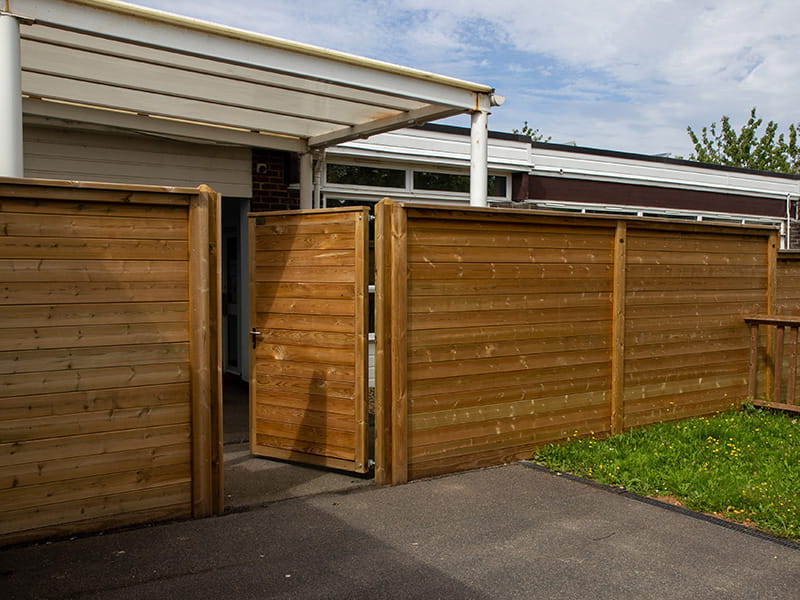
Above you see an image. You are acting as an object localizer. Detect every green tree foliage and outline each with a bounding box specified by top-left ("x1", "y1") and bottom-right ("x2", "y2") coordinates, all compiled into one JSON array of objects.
[
  {"x1": 687, "y1": 107, "x2": 799, "y2": 174},
  {"x1": 512, "y1": 121, "x2": 551, "y2": 143}
]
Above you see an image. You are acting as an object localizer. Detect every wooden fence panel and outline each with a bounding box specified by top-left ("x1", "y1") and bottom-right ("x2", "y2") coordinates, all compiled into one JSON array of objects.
[
  {"x1": 622, "y1": 226, "x2": 770, "y2": 428},
  {"x1": 0, "y1": 179, "x2": 220, "y2": 546},
  {"x1": 376, "y1": 199, "x2": 776, "y2": 484}
]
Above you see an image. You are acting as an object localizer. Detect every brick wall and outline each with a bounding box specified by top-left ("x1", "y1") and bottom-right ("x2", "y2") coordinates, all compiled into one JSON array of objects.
[{"x1": 251, "y1": 149, "x2": 300, "y2": 212}]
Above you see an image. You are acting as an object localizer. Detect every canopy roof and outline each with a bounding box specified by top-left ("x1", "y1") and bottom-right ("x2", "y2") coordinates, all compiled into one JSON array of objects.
[{"x1": 11, "y1": 0, "x2": 496, "y2": 153}]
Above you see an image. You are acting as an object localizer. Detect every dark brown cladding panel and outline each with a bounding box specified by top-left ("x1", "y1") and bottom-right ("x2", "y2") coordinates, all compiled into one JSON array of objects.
[{"x1": 518, "y1": 174, "x2": 786, "y2": 218}]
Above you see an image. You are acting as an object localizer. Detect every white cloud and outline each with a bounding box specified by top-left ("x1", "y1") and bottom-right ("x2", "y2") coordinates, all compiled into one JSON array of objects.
[{"x1": 128, "y1": 0, "x2": 800, "y2": 156}]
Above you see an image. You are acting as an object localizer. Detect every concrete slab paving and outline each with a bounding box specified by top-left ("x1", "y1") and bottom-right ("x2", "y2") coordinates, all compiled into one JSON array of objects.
[{"x1": 2, "y1": 463, "x2": 799, "y2": 600}]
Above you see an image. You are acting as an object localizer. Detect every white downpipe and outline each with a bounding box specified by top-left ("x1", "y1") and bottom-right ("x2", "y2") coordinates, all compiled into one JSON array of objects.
[
  {"x1": 470, "y1": 109, "x2": 489, "y2": 207},
  {"x1": 313, "y1": 149, "x2": 325, "y2": 209},
  {"x1": 299, "y1": 151, "x2": 313, "y2": 209},
  {"x1": 0, "y1": 13, "x2": 23, "y2": 178}
]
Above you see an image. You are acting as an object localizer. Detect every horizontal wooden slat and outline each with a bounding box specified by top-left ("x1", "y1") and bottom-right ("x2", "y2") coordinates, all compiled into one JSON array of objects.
[
  {"x1": 0, "y1": 322, "x2": 188, "y2": 352},
  {"x1": 410, "y1": 375, "x2": 611, "y2": 414},
  {"x1": 253, "y1": 282, "x2": 354, "y2": 300},
  {"x1": 0, "y1": 363, "x2": 191, "y2": 397},
  {"x1": 408, "y1": 245, "x2": 611, "y2": 264},
  {"x1": 1, "y1": 212, "x2": 187, "y2": 239},
  {"x1": 254, "y1": 266, "x2": 356, "y2": 283},
  {"x1": 409, "y1": 262, "x2": 611, "y2": 281},
  {"x1": 409, "y1": 291, "x2": 610, "y2": 314},
  {"x1": 254, "y1": 231, "x2": 355, "y2": 251},
  {"x1": 254, "y1": 249, "x2": 355, "y2": 266},
  {"x1": 411, "y1": 389, "x2": 609, "y2": 432},
  {"x1": 258, "y1": 328, "x2": 355, "y2": 349},
  {"x1": 410, "y1": 333, "x2": 609, "y2": 364},
  {"x1": 0, "y1": 383, "x2": 190, "y2": 420},
  {"x1": 255, "y1": 312, "x2": 355, "y2": 333},
  {"x1": 254, "y1": 297, "x2": 355, "y2": 316},
  {"x1": 0, "y1": 197, "x2": 188, "y2": 219},
  {"x1": 1, "y1": 343, "x2": 189, "y2": 374},
  {"x1": 0, "y1": 236, "x2": 188, "y2": 260},
  {"x1": 626, "y1": 250, "x2": 765, "y2": 266},
  {"x1": 0, "y1": 403, "x2": 190, "y2": 442},
  {"x1": 0, "y1": 462, "x2": 190, "y2": 513},
  {"x1": 0, "y1": 442, "x2": 189, "y2": 489},
  {"x1": 408, "y1": 362, "x2": 611, "y2": 398},
  {"x1": 253, "y1": 403, "x2": 355, "y2": 432},
  {"x1": 408, "y1": 227, "x2": 613, "y2": 249},
  {"x1": 0, "y1": 423, "x2": 191, "y2": 467},
  {"x1": 0, "y1": 260, "x2": 188, "y2": 282},
  {"x1": 252, "y1": 389, "x2": 355, "y2": 416},
  {"x1": 0, "y1": 481, "x2": 191, "y2": 538},
  {"x1": 409, "y1": 307, "x2": 611, "y2": 330},
  {"x1": 256, "y1": 343, "x2": 355, "y2": 365},
  {"x1": 253, "y1": 376, "x2": 354, "y2": 400},
  {"x1": 252, "y1": 435, "x2": 354, "y2": 462},
  {"x1": 409, "y1": 278, "x2": 612, "y2": 295},
  {"x1": 1, "y1": 281, "x2": 188, "y2": 304},
  {"x1": 253, "y1": 422, "x2": 355, "y2": 456},
  {"x1": 409, "y1": 320, "x2": 609, "y2": 347},
  {"x1": 0, "y1": 302, "x2": 189, "y2": 328},
  {"x1": 252, "y1": 359, "x2": 355, "y2": 383}
]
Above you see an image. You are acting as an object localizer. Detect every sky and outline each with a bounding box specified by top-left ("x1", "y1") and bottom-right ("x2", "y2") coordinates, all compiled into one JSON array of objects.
[{"x1": 133, "y1": 0, "x2": 800, "y2": 158}]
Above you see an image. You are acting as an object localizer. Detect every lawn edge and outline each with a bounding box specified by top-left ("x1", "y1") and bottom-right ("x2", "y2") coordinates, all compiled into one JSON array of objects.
[{"x1": 521, "y1": 461, "x2": 800, "y2": 552}]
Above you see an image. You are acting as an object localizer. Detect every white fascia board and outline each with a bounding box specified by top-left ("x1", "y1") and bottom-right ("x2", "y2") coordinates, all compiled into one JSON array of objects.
[
  {"x1": 531, "y1": 146, "x2": 800, "y2": 199},
  {"x1": 23, "y1": 97, "x2": 307, "y2": 152},
  {"x1": 15, "y1": 0, "x2": 492, "y2": 109}
]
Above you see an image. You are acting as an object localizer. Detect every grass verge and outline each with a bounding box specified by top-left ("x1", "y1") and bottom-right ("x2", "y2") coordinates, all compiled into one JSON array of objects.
[{"x1": 532, "y1": 405, "x2": 800, "y2": 541}]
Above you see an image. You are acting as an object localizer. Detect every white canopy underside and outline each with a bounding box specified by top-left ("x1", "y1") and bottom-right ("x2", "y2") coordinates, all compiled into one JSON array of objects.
[{"x1": 12, "y1": 0, "x2": 494, "y2": 153}]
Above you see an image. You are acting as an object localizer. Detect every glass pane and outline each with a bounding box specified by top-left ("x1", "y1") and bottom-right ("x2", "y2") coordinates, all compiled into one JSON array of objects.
[
  {"x1": 326, "y1": 164, "x2": 405, "y2": 188},
  {"x1": 413, "y1": 171, "x2": 470, "y2": 193},
  {"x1": 413, "y1": 171, "x2": 508, "y2": 197}
]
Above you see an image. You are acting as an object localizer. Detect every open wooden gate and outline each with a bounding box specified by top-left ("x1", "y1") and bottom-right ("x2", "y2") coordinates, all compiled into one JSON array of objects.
[{"x1": 248, "y1": 207, "x2": 370, "y2": 473}]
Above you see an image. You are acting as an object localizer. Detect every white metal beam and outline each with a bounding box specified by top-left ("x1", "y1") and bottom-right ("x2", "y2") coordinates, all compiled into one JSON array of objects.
[
  {"x1": 0, "y1": 13, "x2": 24, "y2": 177},
  {"x1": 309, "y1": 104, "x2": 465, "y2": 149},
  {"x1": 23, "y1": 97, "x2": 307, "y2": 152}
]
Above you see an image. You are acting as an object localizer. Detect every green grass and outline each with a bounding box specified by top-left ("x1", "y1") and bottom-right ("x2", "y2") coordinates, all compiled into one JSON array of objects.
[{"x1": 532, "y1": 405, "x2": 800, "y2": 541}]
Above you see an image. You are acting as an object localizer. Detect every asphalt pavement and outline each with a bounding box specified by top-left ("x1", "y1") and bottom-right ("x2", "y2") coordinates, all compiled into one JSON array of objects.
[{"x1": 2, "y1": 462, "x2": 799, "y2": 599}]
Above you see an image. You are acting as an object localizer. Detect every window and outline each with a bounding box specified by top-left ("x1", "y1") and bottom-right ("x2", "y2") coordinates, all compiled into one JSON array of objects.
[
  {"x1": 413, "y1": 171, "x2": 508, "y2": 197},
  {"x1": 326, "y1": 164, "x2": 405, "y2": 188}
]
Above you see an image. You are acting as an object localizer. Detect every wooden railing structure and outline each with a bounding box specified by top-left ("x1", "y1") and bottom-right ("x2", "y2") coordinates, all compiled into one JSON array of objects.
[{"x1": 746, "y1": 315, "x2": 800, "y2": 413}]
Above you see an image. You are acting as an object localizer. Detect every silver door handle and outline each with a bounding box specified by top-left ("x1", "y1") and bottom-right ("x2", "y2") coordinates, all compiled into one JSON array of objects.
[{"x1": 249, "y1": 329, "x2": 262, "y2": 349}]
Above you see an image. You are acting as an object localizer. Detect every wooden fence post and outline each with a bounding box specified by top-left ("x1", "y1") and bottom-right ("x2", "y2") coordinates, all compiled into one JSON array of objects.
[
  {"x1": 765, "y1": 232, "x2": 779, "y2": 399},
  {"x1": 610, "y1": 221, "x2": 627, "y2": 435},
  {"x1": 189, "y1": 186, "x2": 216, "y2": 517},
  {"x1": 375, "y1": 199, "x2": 393, "y2": 484}
]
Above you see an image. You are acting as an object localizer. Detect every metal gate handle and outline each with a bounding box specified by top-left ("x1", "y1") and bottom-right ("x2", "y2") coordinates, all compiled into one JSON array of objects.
[{"x1": 249, "y1": 329, "x2": 262, "y2": 348}]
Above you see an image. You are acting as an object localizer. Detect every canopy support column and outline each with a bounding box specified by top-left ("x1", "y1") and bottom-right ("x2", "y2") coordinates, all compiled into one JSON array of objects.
[
  {"x1": 0, "y1": 12, "x2": 23, "y2": 177},
  {"x1": 469, "y1": 108, "x2": 489, "y2": 207},
  {"x1": 299, "y1": 151, "x2": 313, "y2": 210}
]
